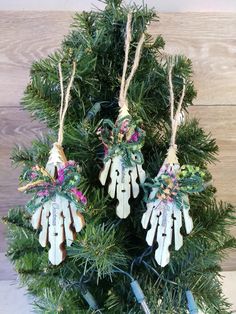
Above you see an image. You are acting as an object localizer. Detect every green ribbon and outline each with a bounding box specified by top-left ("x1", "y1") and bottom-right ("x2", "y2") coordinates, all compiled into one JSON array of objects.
[
  {"x1": 143, "y1": 164, "x2": 205, "y2": 209},
  {"x1": 100, "y1": 116, "x2": 145, "y2": 168}
]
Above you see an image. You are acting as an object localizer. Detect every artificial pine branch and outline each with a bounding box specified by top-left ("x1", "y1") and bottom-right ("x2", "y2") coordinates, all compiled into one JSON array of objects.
[{"x1": 3, "y1": 0, "x2": 236, "y2": 312}]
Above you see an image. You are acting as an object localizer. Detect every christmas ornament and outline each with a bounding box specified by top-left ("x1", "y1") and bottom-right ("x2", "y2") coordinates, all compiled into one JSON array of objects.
[
  {"x1": 141, "y1": 60, "x2": 205, "y2": 267},
  {"x1": 18, "y1": 62, "x2": 86, "y2": 265},
  {"x1": 98, "y1": 13, "x2": 146, "y2": 219}
]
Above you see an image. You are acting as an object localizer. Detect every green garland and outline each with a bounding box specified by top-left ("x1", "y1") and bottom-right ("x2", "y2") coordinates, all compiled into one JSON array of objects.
[
  {"x1": 144, "y1": 164, "x2": 205, "y2": 209},
  {"x1": 19, "y1": 161, "x2": 87, "y2": 213},
  {"x1": 98, "y1": 115, "x2": 145, "y2": 167}
]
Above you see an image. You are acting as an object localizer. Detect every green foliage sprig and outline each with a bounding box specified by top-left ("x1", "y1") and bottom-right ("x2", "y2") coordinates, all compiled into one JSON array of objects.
[
  {"x1": 3, "y1": 0, "x2": 236, "y2": 312},
  {"x1": 98, "y1": 115, "x2": 145, "y2": 167},
  {"x1": 145, "y1": 164, "x2": 205, "y2": 209},
  {"x1": 19, "y1": 161, "x2": 87, "y2": 213}
]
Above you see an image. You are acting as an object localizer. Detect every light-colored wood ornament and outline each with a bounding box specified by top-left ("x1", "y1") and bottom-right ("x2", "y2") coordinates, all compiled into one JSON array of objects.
[
  {"x1": 31, "y1": 144, "x2": 85, "y2": 265},
  {"x1": 46, "y1": 142, "x2": 67, "y2": 175},
  {"x1": 141, "y1": 59, "x2": 192, "y2": 267},
  {"x1": 20, "y1": 61, "x2": 84, "y2": 265},
  {"x1": 141, "y1": 146, "x2": 193, "y2": 267},
  {"x1": 99, "y1": 13, "x2": 146, "y2": 218},
  {"x1": 100, "y1": 152, "x2": 145, "y2": 219}
]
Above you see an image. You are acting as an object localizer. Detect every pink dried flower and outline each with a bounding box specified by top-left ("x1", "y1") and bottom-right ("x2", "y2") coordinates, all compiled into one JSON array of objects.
[
  {"x1": 80, "y1": 195, "x2": 87, "y2": 205},
  {"x1": 57, "y1": 168, "x2": 65, "y2": 184},
  {"x1": 167, "y1": 196, "x2": 173, "y2": 202},
  {"x1": 104, "y1": 144, "x2": 109, "y2": 156},
  {"x1": 71, "y1": 188, "x2": 87, "y2": 205},
  {"x1": 37, "y1": 190, "x2": 49, "y2": 197},
  {"x1": 128, "y1": 131, "x2": 139, "y2": 143},
  {"x1": 30, "y1": 172, "x2": 38, "y2": 179},
  {"x1": 66, "y1": 160, "x2": 76, "y2": 167}
]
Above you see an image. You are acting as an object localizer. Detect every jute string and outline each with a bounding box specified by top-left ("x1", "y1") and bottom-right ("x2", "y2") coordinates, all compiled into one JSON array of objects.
[
  {"x1": 165, "y1": 60, "x2": 186, "y2": 164},
  {"x1": 118, "y1": 13, "x2": 145, "y2": 117},
  {"x1": 168, "y1": 61, "x2": 186, "y2": 147},
  {"x1": 57, "y1": 61, "x2": 76, "y2": 146},
  {"x1": 18, "y1": 62, "x2": 76, "y2": 191}
]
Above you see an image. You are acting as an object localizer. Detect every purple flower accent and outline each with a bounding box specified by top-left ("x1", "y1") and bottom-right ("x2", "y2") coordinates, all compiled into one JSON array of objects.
[
  {"x1": 104, "y1": 144, "x2": 109, "y2": 156},
  {"x1": 128, "y1": 131, "x2": 140, "y2": 143},
  {"x1": 167, "y1": 196, "x2": 174, "y2": 202},
  {"x1": 37, "y1": 190, "x2": 49, "y2": 197},
  {"x1": 80, "y1": 195, "x2": 87, "y2": 205},
  {"x1": 30, "y1": 172, "x2": 38, "y2": 179},
  {"x1": 57, "y1": 168, "x2": 65, "y2": 184},
  {"x1": 71, "y1": 188, "x2": 87, "y2": 205},
  {"x1": 66, "y1": 160, "x2": 76, "y2": 167}
]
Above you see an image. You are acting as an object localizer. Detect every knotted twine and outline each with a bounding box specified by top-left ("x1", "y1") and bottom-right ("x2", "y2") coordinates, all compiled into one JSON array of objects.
[
  {"x1": 18, "y1": 61, "x2": 76, "y2": 192},
  {"x1": 54, "y1": 61, "x2": 76, "y2": 158},
  {"x1": 165, "y1": 60, "x2": 186, "y2": 164},
  {"x1": 118, "y1": 13, "x2": 145, "y2": 119}
]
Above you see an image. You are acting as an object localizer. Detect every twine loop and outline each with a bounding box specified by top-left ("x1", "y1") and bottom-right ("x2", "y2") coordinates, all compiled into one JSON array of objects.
[
  {"x1": 165, "y1": 59, "x2": 186, "y2": 164},
  {"x1": 118, "y1": 13, "x2": 145, "y2": 118},
  {"x1": 57, "y1": 61, "x2": 76, "y2": 146},
  {"x1": 168, "y1": 60, "x2": 186, "y2": 147}
]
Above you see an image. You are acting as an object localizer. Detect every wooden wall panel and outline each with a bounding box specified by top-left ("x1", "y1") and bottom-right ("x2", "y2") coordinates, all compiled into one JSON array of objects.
[
  {"x1": 0, "y1": 109, "x2": 44, "y2": 202},
  {"x1": 1, "y1": 12, "x2": 235, "y2": 105},
  {"x1": 0, "y1": 12, "x2": 236, "y2": 272},
  {"x1": 151, "y1": 13, "x2": 236, "y2": 105},
  {"x1": 189, "y1": 106, "x2": 236, "y2": 205},
  {"x1": 0, "y1": 12, "x2": 72, "y2": 106},
  {"x1": 1, "y1": 0, "x2": 236, "y2": 12}
]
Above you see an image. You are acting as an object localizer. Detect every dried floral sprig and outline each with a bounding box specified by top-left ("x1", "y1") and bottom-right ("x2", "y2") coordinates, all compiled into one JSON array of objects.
[{"x1": 19, "y1": 161, "x2": 87, "y2": 212}]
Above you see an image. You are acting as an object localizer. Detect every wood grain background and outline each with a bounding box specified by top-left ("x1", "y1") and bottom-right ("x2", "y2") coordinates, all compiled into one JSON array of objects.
[
  {"x1": 1, "y1": 0, "x2": 236, "y2": 12},
  {"x1": 0, "y1": 12, "x2": 235, "y2": 276}
]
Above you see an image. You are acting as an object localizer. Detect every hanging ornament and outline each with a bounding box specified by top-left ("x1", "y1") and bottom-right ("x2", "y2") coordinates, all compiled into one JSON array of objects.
[
  {"x1": 98, "y1": 13, "x2": 146, "y2": 219},
  {"x1": 19, "y1": 62, "x2": 86, "y2": 265},
  {"x1": 141, "y1": 60, "x2": 205, "y2": 267}
]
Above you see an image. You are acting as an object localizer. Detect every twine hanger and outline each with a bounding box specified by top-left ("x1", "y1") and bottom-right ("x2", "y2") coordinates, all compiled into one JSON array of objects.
[
  {"x1": 118, "y1": 12, "x2": 145, "y2": 118},
  {"x1": 45, "y1": 61, "x2": 77, "y2": 168},
  {"x1": 57, "y1": 61, "x2": 76, "y2": 147},
  {"x1": 166, "y1": 59, "x2": 186, "y2": 164},
  {"x1": 18, "y1": 61, "x2": 77, "y2": 191},
  {"x1": 19, "y1": 63, "x2": 82, "y2": 199}
]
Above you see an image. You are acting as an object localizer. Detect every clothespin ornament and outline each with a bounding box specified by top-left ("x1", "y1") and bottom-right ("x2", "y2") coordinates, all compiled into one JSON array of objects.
[
  {"x1": 98, "y1": 13, "x2": 146, "y2": 219},
  {"x1": 19, "y1": 62, "x2": 86, "y2": 265},
  {"x1": 141, "y1": 59, "x2": 205, "y2": 267}
]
